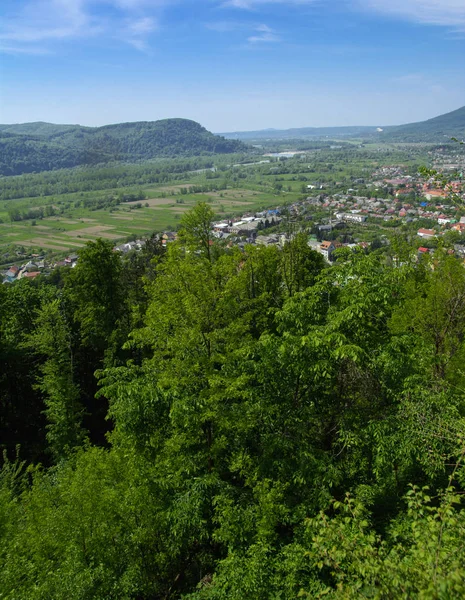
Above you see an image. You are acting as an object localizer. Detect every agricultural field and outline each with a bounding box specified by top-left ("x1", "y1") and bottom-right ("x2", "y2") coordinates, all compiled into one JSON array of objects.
[
  {"x1": 0, "y1": 143, "x2": 433, "y2": 258},
  {"x1": 0, "y1": 184, "x2": 293, "y2": 255}
]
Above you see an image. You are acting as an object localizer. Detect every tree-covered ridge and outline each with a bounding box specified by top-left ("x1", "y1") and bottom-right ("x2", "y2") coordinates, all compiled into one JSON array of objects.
[
  {"x1": 382, "y1": 105, "x2": 465, "y2": 143},
  {"x1": 1, "y1": 204, "x2": 465, "y2": 598},
  {"x1": 0, "y1": 119, "x2": 247, "y2": 176},
  {"x1": 221, "y1": 105, "x2": 465, "y2": 143},
  {"x1": 0, "y1": 122, "x2": 80, "y2": 137}
]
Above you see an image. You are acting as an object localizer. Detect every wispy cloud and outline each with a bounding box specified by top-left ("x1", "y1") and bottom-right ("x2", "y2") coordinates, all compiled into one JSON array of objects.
[
  {"x1": 124, "y1": 15, "x2": 158, "y2": 50},
  {"x1": 222, "y1": 0, "x2": 317, "y2": 8},
  {"x1": 0, "y1": 0, "x2": 92, "y2": 45},
  {"x1": 358, "y1": 0, "x2": 465, "y2": 31},
  {"x1": 248, "y1": 24, "x2": 280, "y2": 42},
  {"x1": 222, "y1": 0, "x2": 253, "y2": 8},
  {"x1": 0, "y1": 44, "x2": 53, "y2": 55},
  {"x1": 392, "y1": 73, "x2": 427, "y2": 84},
  {"x1": 0, "y1": 0, "x2": 162, "y2": 54},
  {"x1": 127, "y1": 15, "x2": 158, "y2": 32},
  {"x1": 205, "y1": 20, "x2": 281, "y2": 43},
  {"x1": 221, "y1": 0, "x2": 465, "y2": 31},
  {"x1": 205, "y1": 20, "x2": 244, "y2": 32}
]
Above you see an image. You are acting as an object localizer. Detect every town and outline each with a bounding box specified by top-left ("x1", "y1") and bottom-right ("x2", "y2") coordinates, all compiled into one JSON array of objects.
[{"x1": 3, "y1": 154, "x2": 464, "y2": 284}]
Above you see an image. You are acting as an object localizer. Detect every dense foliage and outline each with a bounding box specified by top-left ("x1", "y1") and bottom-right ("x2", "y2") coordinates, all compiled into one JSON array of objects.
[
  {"x1": 0, "y1": 119, "x2": 247, "y2": 176},
  {"x1": 1, "y1": 203, "x2": 465, "y2": 598}
]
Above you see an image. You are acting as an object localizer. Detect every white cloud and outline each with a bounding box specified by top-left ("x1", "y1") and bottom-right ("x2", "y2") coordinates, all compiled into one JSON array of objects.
[
  {"x1": 221, "y1": 0, "x2": 465, "y2": 30},
  {"x1": 357, "y1": 0, "x2": 465, "y2": 30},
  {"x1": 0, "y1": 0, "x2": 162, "y2": 54},
  {"x1": 392, "y1": 73, "x2": 427, "y2": 83},
  {"x1": 127, "y1": 16, "x2": 158, "y2": 34},
  {"x1": 221, "y1": 0, "x2": 322, "y2": 10},
  {"x1": 223, "y1": 0, "x2": 253, "y2": 8},
  {"x1": 108, "y1": 0, "x2": 171, "y2": 6},
  {"x1": 0, "y1": 44, "x2": 53, "y2": 55},
  {"x1": 222, "y1": 0, "x2": 317, "y2": 7},
  {"x1": 205, "y1": 20, "x2": 244, "y2": 32},
  {"x1": 205, "y1": 20, "x2": 281, "y2": 43},
  {"x1": 248, "y1": 23, "x2": 280, "y2": 42},
  {"x1": 124, "y1": 16, "x2": 158, "y2": 50},
  {"x1": 0, "y1": 0, "x2": 90, "y2": 43}
]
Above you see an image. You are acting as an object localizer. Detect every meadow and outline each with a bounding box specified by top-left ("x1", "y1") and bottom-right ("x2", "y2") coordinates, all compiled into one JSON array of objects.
[
  {"x1": 0, "y1": 183, "x2": 295, "y2": 255},
  {"x1": 0, "y1": 143, "x2": 432, "y2": 259}
]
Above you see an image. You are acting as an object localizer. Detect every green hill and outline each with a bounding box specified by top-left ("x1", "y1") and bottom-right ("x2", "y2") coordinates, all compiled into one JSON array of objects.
[
  {"x1": 220, "y1": 105, "x2": 465, "y2": 143},
  {"x1": 0, "y1": 122, "x2": 80, "y2": 137},
  {"x1": 0, "y1": 119, "x2": 247, "y2": 176},
  {"x1": 381, "y1": 105, "x2": 465, "y2": 142}
]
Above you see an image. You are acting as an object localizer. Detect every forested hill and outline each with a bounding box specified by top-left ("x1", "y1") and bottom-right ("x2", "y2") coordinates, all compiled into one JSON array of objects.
[
  {"x1": 0, "y1": 122, "x2": 79, "y2": 137},
  {"x1": 220, "y1": 105, "x2": 465, "y2": 143},
  {"x1": 381, "y1": 105, "x2": 465, "y2": 142},
  {"x1": 0, "y1": 118, "x2": 247, "y2": 176},
  {"x1": 2, "y1": 203, "x2": 465, "y2": 597}
]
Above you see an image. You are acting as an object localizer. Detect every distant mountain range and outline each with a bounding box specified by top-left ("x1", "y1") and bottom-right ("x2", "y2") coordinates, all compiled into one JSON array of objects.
[
  {"x1": 220, "y1": 106, "x2": 465, "y2": 143},
  {"x1": 380, "y1": 105, "x2": 465, "y2": 142},
  {"x1": 0, "y1": 119, "x2": 246, "y2": 176},
  {"x1": 1, "y1": 106, "x2": 464, "y2": 177}
]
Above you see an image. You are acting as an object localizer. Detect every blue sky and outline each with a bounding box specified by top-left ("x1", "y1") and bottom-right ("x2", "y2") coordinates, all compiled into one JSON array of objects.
[{"x1": 0, "y1": 0, "x2": 464, "y2": 131}]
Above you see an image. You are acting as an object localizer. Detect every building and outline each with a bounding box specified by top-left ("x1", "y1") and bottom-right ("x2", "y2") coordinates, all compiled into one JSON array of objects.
[
  {"x1": 319, "y1": 240, "x2": 336, "y2": 262},
  {"x1": 417, "y1": 228, "x2": 436, "y2": 239},
  {"x1": 423, "y1": 189, "x2": 447, "y2": 201},
  {"x1": 213, "y1": 223, "x2": 229, "y2": 233},
  {"x1": 335, "y1": 212, "x2": 367, "y2": 224},
  {"x1": 438, "y1": 215, "x2": 452, "y2": 226},
  {"x1": 161, "y1": 232, "x2": 177, "y2": 247},
  {"x1": 6, "y1": 265, "x2": 19, "y2": 279}
]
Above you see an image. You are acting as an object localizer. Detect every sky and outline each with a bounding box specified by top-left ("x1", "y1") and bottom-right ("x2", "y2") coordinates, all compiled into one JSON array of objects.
[{"x1": 0, "y1": 0, "x2": 464, "y2": 131}]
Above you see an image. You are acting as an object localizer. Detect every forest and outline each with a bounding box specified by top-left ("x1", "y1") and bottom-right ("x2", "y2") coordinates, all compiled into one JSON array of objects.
[
  {"x1": 0, "y1": 119, "x2": 246, "y2": 177},
  {"x1": 1, "y1": 202, "x2": 465, "y2": 598}
]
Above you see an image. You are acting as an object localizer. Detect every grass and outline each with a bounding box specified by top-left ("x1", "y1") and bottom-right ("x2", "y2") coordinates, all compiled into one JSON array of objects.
[
  {"x1": 0, "y1": 185, "x2": 290, "y2": 254},
  {"x1": 0, "y1": 143, "x2": 435, "y2": 257}
]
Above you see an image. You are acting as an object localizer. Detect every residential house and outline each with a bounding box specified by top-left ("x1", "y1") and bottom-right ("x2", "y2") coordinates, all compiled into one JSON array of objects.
[
  {"x1": 24, "y1": 261, "x2": 37, "y2": 272},
  {"x1": 438, "y1": 215, "x2": 452, "y2": 226},
  {"x1": 161, "y1": 232, "x2": 177, "y2": 247},
  {"x1": 335, "y1": 212, "x2": 367, "y2": 224},
  {"x1": 256, "y1": 235, "x2": 279, "y2": 247},
  {"x1": 6, "y1": 265, "x2": 19, "y2": 279},
  {"x1": 319, "y1": 240, "x2": 341, "y2": 262},
  {"x1": 423, "y1": 189, "x2": 447, "y2": 201},
  {"x1": 213, "y1": 223, "x2": 229, "y2": 233},
  {"x1": 417, "y1": 228, "x2": 436, "y2": 239}
]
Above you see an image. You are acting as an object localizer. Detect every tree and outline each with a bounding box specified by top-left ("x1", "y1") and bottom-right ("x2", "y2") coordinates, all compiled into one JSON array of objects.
[
  {"x1": 64, "y1": 239, "x2": 125, "y2": 445},
  {"x1": 280, "y1": 232, "x2": 325, "y2": 297},
  {"x1": 25, "y1": 293, "x2": 87, "y2": 461},
  {"x1": 178, "y1": 202, "x2": 216, "y2": 261},
  {"x1": 65, "y1": 239, "x2": 123, "y2": 357}
]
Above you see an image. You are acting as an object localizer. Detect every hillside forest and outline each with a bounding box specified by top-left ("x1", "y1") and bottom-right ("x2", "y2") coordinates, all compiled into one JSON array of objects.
[
  {"x1": 1, "y1": 105, "x2": 464, "y2": 178},
  {"x1": 1, "y1": 202, "x2": 465, "y2": 598},
  {"x1": 0, "y1": 119, "x2": 246, "y2": 177}
]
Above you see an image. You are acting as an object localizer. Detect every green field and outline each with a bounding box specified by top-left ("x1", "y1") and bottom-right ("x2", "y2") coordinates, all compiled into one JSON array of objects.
[
  {"x1": 0, "y1": 185, "x2": 293, "y2": 254},
  {"x1": 0, "y1": 142, "x2": 437, "y2": 257}
]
